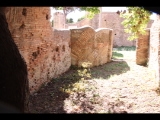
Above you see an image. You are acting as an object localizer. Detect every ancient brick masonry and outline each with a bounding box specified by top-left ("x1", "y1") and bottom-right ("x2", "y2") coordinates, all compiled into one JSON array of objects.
[
  {"x1": 148, "y1": 15, "x2": 160, "y2": 84},
  {"x1": 136, "y1": 29, "x2": 150, "y2": 66},
  {"x1": 65, "y1": 12, "x2": 153, "y2": 47},
  {"x1": 70, "y1": 26, "x2": 113, "y2": 68},
  {"x1": 53, "y1": 12, "x2": 65, "y2": 29},
  {"x1": 5, "y1": 7, "x2": 71, "y2": 94},
  {"x1": 136, "y1": 14, "x2": 160, "y2": 85}
]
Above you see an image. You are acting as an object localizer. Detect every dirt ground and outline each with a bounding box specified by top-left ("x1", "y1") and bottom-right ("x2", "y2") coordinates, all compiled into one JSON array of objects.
[{"x1": 29, "y1": 50, "x2": 160, "y2": 113}]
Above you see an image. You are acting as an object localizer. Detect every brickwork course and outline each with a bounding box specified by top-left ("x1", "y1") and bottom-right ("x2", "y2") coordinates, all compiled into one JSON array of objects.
[{"x1": 5, "y1": 7, "x2": 71, "y2": 94}]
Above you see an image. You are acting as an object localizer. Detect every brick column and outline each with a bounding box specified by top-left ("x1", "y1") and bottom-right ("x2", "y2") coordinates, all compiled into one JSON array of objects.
[{"x1": 136, "y1": 29, "x2": 150, "y2": 66}]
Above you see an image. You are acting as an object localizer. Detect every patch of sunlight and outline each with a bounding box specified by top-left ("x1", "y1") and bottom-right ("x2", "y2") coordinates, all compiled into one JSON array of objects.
[
  {"x1": 97, "y1": 109, "x2": 107, "y2": 113},
  {"x1": 118, "y1": 51, "x2": 136, "y2": 59}
]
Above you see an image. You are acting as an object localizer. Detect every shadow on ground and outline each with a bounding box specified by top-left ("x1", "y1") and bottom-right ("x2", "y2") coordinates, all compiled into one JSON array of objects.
[
  {"x1": 90, "y1": 60, "x2": 130, "y2": 79},
  {"x1": 29, "y1": 68, "x2": 83, "y2": 113},
  {"x1": 29, "y1": 60, "x2": 130, "y2": 113}
]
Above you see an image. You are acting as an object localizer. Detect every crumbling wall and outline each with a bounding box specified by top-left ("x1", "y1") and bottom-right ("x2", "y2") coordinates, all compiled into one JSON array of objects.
[
  {"x1": 66, "y1": 12, "x2": 153, "y2": 47},
  {"x1": 70, "y1": 26, "x2": 113, "y2": 67},
  {"x1": 76, "y1": 19, "x2": 91, "y2": 28},
  {"x1": 148, "y1": 15, "x2": 160, "y2": 84},
  {"x1": 100, "y1": 12, "x2": 136, "y2": 47},
  {"x1": 89, "y1": 14, "x2": 100, "y2": 29},
  {"x1": 53, "y1": 29, "x2": 71, "y2": 74},
  {"x1": 66, "y1": 14, "x2": 99, "y2": 29},
  {"x1": 5, "y1": 7, "x2": 71, "y2": 94},
  {"x1": 65, "y1": 23, "x2": 77, "y2": 29},
  {"x1": 136, "y1": 29, "x2": 150, "y2": 66},
  {"x1": 94, "y1": 28, "x2": 113, "y2": 66},
  {"x1": 53, "y1": 12, "x2": 65, "y2": 29}
]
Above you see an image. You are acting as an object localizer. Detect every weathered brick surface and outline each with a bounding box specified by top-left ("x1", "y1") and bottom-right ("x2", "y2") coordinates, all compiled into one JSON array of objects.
[
  {"x1": 70, "y1": 26, "x2": 95, "y2": 67},
  {"x1": 64, "y1": 12, "x2": 136, "y2": 47},
  {"x1": 64, "y1": 12, "x2": 153, "y2": 47},
  {"x1": 53, "y1": 12, "x2": 65, "y2": 29},
  {"x1": 94, "y1": 28, "x2": 113, "y2": 66},
  {"x1": 77, "y1": 19, "x2": 91, "y2": 28},
  {"x1": 100, "y1": 12, "x2": 136, "y2": 47},
  {"x1": 70, "y1": 26, "x2": 113, "y2": 67},
  {"x1": 136, "y1": 29, "x2": 150, "y2": 66},
  {"x1": 148, "y1": 15, "x2": 160, "y2": 83},
  {"x1": 5, "y1": 7, "x2": 71, "y2": 94}
]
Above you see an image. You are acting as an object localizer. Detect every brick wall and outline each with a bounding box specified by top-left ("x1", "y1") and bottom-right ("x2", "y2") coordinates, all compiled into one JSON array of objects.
[
  {"x1": 136, "y1": 29, "x2": 150, "y2": 66},
  {"x1": 5, "y1": 7, "x2": 157, "y2": 94},
  {"x1": 66, "y1": 12, "x2": 153, "y2": 47},
  {"x1": 70, "y1": 26, "x2": 113, "y2": 68},
  {"x1": 53, "y1": 12, "x2": 65, "y2": 29},
  {"x1": 5, "y1": 7, "x2": 71, "y2": 94},
  {"x1": 148, "y1": 14, "x2": 160, "y2": 85}
]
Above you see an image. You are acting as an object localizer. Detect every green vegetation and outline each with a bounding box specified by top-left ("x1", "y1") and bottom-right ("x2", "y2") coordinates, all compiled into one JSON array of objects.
[
  {"x1": 113, "y1": 46, "x2": 136, "y2": 51},
  {"x1": 50, "y1": 46, "x2": 135, "y2": 94},
  {"x1": 112, "y1": 46, "x2": 136, "y2": 60},
  {"x1": 67, "y1": 18, "x2": 74, "y2": 23},
  {"x1": 119, "y1": 7, "x2": 151, "y2": 40},
  {"x1": 112, "y1": 52, "x2": 123, "y2": 59},
  {"x1": 53, "y1": 7, "x2": 100, "y2": 23}
]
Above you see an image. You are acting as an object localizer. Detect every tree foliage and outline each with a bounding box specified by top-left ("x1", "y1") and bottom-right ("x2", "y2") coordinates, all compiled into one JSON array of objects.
[
  {"x1": 119, "y1": 7, "x2": 152, "y2": 40},
  {"x1": 79, "y1": 7, "x2": 100, "y2": 18},
  {"x1": 67, "y1": 18, "x2": 74, "y2": 23},
  {"x1": 53, "y1": 7, "x2": 100, "y2": 23}
]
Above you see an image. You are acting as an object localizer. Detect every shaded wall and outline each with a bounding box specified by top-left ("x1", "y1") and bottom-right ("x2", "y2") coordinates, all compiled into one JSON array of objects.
[{"x1": 5, "y1": 7, "x2": 71, "y2": 94}]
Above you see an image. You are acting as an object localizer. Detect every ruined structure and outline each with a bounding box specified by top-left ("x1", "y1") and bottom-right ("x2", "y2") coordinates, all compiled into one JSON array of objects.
[
  {"x1": 70, "y1": 26, "x2": 113, "y2": 67},
  {"x1": 135, "y1": 14, "x2": 160, "y2": 86},
  {"x1": 4, "y1": 7, "x2": 113, "y2": 94},
  {"x1": 148, "y1": 15, "x2": 160, "y2": 84},
  {"x1": 4, "y1": 7, "x2": 159, "y2": 95},
  {"x1": 5, "y1": 7, "x2": 71, "y2": 94},
  {"x1": 55, "y1": 10, "x2": 153, "y2": 47},
  {"x1": 136, "y1": 29, "x2": 150, "y2": 66},
  {"x1": 53, "y1": 11, "x2": 65, "y2": 29}
]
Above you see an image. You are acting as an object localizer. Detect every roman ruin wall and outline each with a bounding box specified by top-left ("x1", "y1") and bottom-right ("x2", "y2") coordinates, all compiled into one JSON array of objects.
[
  {"x1": 53, "y1": 11, "x2": 65, "y2": 29},
  {"x1": 5, "y1": 7, "x2": 71, "y2": 94},
  {"x1": 100, "y1": 12, "x2": 136, "y2": 47},
  {"x1": 70, "y1": 26, "x2": 113, "y2": 68},
  {"x1": 148, "y1": 14, "x2": 160, "y2": 85},
  {"x1": 136, "y1": 29, "x2": 150, "y2": 66},
  {"x1": 65, "y1": 12, "x2": 153, "y2": 47},
  {"x1": 136, "y1": 14, "x2": 160, "y2": 85},
  {"x1": 4, "y1": 7, "x2": 157, "y2": 94}
]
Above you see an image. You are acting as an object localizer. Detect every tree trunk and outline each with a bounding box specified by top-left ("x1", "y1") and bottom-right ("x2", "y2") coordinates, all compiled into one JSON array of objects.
[{"x1": 0, "y1": 7, "x2": 29, "y2": 113}]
